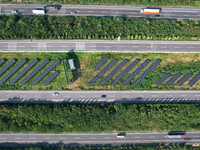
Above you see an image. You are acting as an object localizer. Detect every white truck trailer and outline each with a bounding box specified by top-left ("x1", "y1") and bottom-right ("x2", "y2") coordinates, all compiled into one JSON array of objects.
[
  {"x1": 167, "y1": 134, "x2": 185, "y2": 138},
  {"x1": 32, "y1": 9, "x2": 45, "y2": 15},
  {"x1": 140, "y1": 8, "x2": 161, "y2": 14}
]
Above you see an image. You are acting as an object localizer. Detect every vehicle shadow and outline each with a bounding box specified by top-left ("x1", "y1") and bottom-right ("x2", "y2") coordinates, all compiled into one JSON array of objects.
[{"x1": 67, "y1": 49, "x2": 82, "y2": 82}]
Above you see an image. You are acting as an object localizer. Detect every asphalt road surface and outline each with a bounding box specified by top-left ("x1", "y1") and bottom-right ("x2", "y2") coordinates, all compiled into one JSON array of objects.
[
  {"x1": 0, "y1": 132, "x2": 199, "y2": 145},
  {"x1": 0, "y1": 4, "x2": 200, "y2": 20},
  {"x1": 0, "y1": 40, "x2": 200, "y2": 52},
  {"x1": 0, "y1": 90, "x2": 200, "y2": 103}
]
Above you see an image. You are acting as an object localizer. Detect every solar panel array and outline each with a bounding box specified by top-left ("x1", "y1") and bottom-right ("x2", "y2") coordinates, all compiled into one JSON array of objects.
[
  {"x1": 10, "y1": 58, "x2": 39, "y2": 85},
  {"x1": 123, "y1": 59, "x2": 151, "y2": 86},
  {"x1": 99, "y1": 59, "x2": 128, "y2": 86},
  {"x1": 93, "y1": 56, "x2": 109, "y2": 70},
  {"x1": 32, "y1": 58, "x2": 61, "y2": 85},
  {"x1": 156, "y1": 73, "x2": 171, "y2": 87},
  {"x1": 134, "y1": 59, "x2": 161, "y2": 86},
  {"x1": 0, "y1": 59, "x2": 16, "y2": 76},
  {"x1": 89, "y1": 59, "x2": 117, "y2": 86},
  {"x1": 0, "y1": 59, "x2": 5, "y2": 67},
  {"x1": 21, "y1": 59, "x2": 50, "y2": 85},
  {"x1": 166, "y1": 73, "x2": 182, "y2": 86},
  {"x1": 112, "y1": 59, "x2": 140, "y2": 86},
  {"x1": 188, "y1": 73, "x2": 200, "y2": 87},
  {"x1": 0, "y1": 59, "x2": 27, "y2": 85},
  {"x1": 177, "y1": 73, "x2": 193, "y2": 86},
  {"x1": 43, "y1": 71, "x2": 60, "y2": 86}
]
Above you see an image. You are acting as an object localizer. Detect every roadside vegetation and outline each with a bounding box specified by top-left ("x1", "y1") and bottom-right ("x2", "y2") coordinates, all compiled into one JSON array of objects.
[
  {"x1": 0, "y1": 143, "x2": 192, "y2": 150},
  {"x1": 0, "y1": 103, "x2": 200, "y2": 133},
  {"x1": 1, "y1": 52, "x2": 200, "y2": 90},
  {"x1": 1, "y1": 0, "x2": 200, "y2": 7},
  {"x1": 0, "y1": 15, "x2": 200, "y2": 41}
]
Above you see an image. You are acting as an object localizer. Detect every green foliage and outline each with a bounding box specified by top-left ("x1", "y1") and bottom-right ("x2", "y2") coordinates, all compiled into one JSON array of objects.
[
  {"x1": 0, "y1": 15, "x2": 200, "y2": 41},
  {"x1": 0, "y1": 103, "x2": 200, "y2": 133}
]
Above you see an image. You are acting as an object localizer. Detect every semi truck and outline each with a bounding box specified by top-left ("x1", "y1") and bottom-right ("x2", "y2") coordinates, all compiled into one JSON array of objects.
[
  {"x1": 140, "y1": 8, "x2": 161, "y2": 14},
  {"x1": 167, "y1": 134, "x2": 185, "y2": 138},
  {"x1": 32, "y1": 9, "x2": 45, "y2": 15}
]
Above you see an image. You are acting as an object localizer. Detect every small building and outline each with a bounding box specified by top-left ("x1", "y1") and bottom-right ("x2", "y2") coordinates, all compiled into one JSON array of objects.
[{"x1": 68, "y1": 59, "x2": 76, "y2": 70}]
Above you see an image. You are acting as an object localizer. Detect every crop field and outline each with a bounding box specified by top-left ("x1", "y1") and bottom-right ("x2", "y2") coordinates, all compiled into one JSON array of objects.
[{"x1": 0, "y1": 52, "x2": 200, "y2": 90}]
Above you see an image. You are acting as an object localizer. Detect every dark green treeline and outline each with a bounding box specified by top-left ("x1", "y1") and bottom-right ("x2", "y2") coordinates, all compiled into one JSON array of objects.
[
  {"x1": 0, "y1": 103, "x2": 200, "y2": 133},
  {"x1": 0, "y1": 15, "x2": 200, "y2": 41}
]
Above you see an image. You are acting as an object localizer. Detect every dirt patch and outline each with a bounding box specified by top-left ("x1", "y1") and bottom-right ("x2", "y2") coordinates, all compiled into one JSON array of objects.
[{"x1": 66, "y1": 78, "x2": 81, "y2": 89}]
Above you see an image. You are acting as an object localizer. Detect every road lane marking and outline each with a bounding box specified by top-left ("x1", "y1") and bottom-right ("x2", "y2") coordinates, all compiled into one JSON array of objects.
[
  {"x1": 15, "y1": 137, "x2": 21, "y2": 139},
  {"x1": 44, "y1": 137, "x2": 51, "y2": 139},
  {"x1": 150, "y1": 136, "x2": 155, "y2": 138},
  {"x1": 90, "y1": 137, "x2": 96, "y2": 139},
  {"x1": 74, "y1": 137, "x2": 81, "y2": 139},
  {"x1": 29, "y1": 137, "x2": 36, "y2": 139},
  {"x1": 59, "y1": 137, "x2": 66, "y2": 140},
  {"x1": 134, "y1": 137, "x2": 141, "y2": 138},
  {"x1": 105, "y1": 137, "x2": 111, "y2": 139},
  {"x1": 180, "y1": 95, "x2": 186, "y2": 97}
]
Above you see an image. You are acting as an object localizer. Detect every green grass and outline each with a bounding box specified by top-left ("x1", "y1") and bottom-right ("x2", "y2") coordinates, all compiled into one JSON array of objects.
[{"x1": 1, "y1": 52, "x2": 200, "y2": 90}]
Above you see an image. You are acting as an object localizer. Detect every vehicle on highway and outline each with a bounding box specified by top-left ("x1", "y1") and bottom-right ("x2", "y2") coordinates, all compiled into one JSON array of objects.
[
  {"x1": 32, "y1": 9, "x2": 45, "y2": 15},
  {"x1": 71, "y1": 11, "x2": 76, "y2": 15},
  {"x1": 101, "y1": 95, "x2": 106, "y2": 98},
  {"x1": 53, "y1": 92, "x2": 59, "y2": 96},
  {"x1": 12, "y1": 10, "x2": 18, "y2": 14},
  {"x1": 44, "y1": 5, "x2": 59, "y2": 10},
  {"x1": 117, "y1": 133, "x2": 126, "y2": 138},
  {"x1": 140, "y1": 8, "x2": 161, "y2": 14},
  {"x1": 167, "y1": 131, "x2": 186, "y2": 138},
  {"x1": 167, "y1": 134, "x2": 185, "y2": 138}
]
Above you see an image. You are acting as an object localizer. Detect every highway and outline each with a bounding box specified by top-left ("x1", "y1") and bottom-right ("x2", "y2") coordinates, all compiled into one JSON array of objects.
[
  {"x1": 0, "y1": 40, "x2": 200, "y2": 52},
  {"x1": 0, "y1": 4, "x2": 200, "y2": 20},
  {"x1": 0, "y1": 132, "x2": 199, "y2": 145},
  {"x1": 0, "y1": 90, "x2": 200, "y2": 103}
]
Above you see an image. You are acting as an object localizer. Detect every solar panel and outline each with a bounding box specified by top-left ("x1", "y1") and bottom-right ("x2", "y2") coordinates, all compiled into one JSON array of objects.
[
  {"x1": 0, "y1": 59, "x2": 27, "y2": 85},
  {"x1": 188, "y1": 73, "x2": 200, "y2": 87},
  {"x1": 10, "y1": 58, "x2": 39, "y2": 85},
  {"x1": 123, "y1": 59, "x2": 151, "y2": 86},
  {"x1": 177, "y1": 73, "x2": 193, "y2": 86},
  {"x1": 21, "y1": 59, "x2": 50, "y2": 85},
  {"x1": 112, "y1": 59, "x2": 140, "y2": 86},
  {"x1": 89, "y1": 59, "x2": 117, "y2": 86},
  {"x1": 43, "y1": 71, "x2": 60, "y2": 86},
  {"x1": 0, "y1": 59, "x2": 5, "y2": 67},
  {"x1": 156, "y1": 73, "x2": 171, "y2": 87},
  {"x1": 32, "y1": 58, "x2": 61, "y2": 85},
  {"x1": 0, "y1": 59, "x2": 16, "y2": 76},
  {"x1": 166, "y1": 73, "x2": 182, "y2": 86},
  {"x1": 134, "y1": 59, "x2": 161, "y2": 86},
  {"x1": 93, "y1": 56, "x2": 109, "y2": 70},
  {"x1": 99, "y1": 59, "x2": 128, "y2": 86}
]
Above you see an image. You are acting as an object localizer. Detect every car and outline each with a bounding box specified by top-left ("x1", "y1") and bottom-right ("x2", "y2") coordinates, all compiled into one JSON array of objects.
[
  {"x1": 101, "y1": 95, "x2": 106, "y2": 98},
  {"x1": 12, "y1": 10, "x2": 18, "y2": 14},
  {"x1": 53, "y1": 92, "x2": 59, "y2": 96},
  {"x1": 117, "y1": 133, "x2": 126, "y2": 138},
  {"x1": 71, "y1": 11, "x2": 76, "y2": 15}
]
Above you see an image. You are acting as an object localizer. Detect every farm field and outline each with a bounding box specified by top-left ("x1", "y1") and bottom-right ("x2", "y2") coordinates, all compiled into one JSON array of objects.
[{"x1": 1, "y1": 52, "x2": 200, "y2": 90}]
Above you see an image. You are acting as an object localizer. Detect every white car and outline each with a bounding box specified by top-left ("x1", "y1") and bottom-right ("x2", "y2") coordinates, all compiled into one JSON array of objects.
[
  {"x1": 53, "y1": 92, "x2": 59, "y2": 96},
  {"x1": 71, "y1": 11, "x2": 76, "y2": 15},
  {"x1": 12, "y1": 10, "x2": 18, "y2": 14}
]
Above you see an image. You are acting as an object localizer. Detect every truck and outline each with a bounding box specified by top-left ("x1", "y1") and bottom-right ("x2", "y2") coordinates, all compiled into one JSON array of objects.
[
  {"x1": 167, "y1": 134, "x2": 185, "y2": 138},
  {"x1": 140, "y1": 8, "x2": 161, "y2": 14},
  {"x1": 32, "y1": 9, "x2": 45, "y2": 15}
]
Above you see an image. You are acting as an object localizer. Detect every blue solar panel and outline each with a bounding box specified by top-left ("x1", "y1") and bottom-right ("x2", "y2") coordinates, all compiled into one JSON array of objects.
[
  {"x1": 89, "y1": 59, "x2": 117, "y2": 86},
  {"x1": 112, "y1": 59, "x2": 140, "y2": 86},
  {"x1": 156, "y1": 73, "x2": 171, "y2": 87},
  {"x1": 123, "y1": 59, "x2": 151, "y2": 86},
  {"x1": 0, "y1": 59, "x2": 16, "y2": 76},
  {"x1": 134, "y1": 59, "x2": 161, "y2": 86},
  {"x1": 99, "y1": 59, "x2": 128, "y2": 86},
  {"x1": 43, "y1": 71, "x2": 60, "y2": 86},
  {"x1": 0, "y1": 59, "x2": 5, "y2": 67},
  {"x1": 0, "y1": 59, "x2": 27, "y2": 85},
  {"x1": 177, "y1": 73, "x2": 193, "y2": 86},
  {"x1": 21, "y1": 59, "x2": 49, "y2": 85},
  {"x1": 188, "y1": 73, "x2": 200, "y2": 87},
  {"x1": 166, "y1": 73, "x2": 182, "y2": 86},
  {"x1": 32, "y1": 58, "x2": 61, "y2": 85},
  {"x1": 10, "y1": 59, "x2": 39, "y2": 85},
  {"x1": 93, "y1": 56, "x2": 109, "y2": 70}
]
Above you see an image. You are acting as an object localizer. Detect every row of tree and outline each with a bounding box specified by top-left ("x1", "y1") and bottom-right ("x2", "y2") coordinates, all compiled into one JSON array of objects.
[
  {"x1": 0, "y1": 103, "x2": 200, "y2": 133},
  {"x1": 3, "y1": 0, "x2": 200, "y2": 7},
  {"x1": 0, "y1": 15, "x2": 200, "y2": 41}
]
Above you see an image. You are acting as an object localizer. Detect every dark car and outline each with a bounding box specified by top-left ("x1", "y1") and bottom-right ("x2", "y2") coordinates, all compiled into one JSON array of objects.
[{"x1": 101, "y1": 95, "x2": 106, "y2": 98}]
